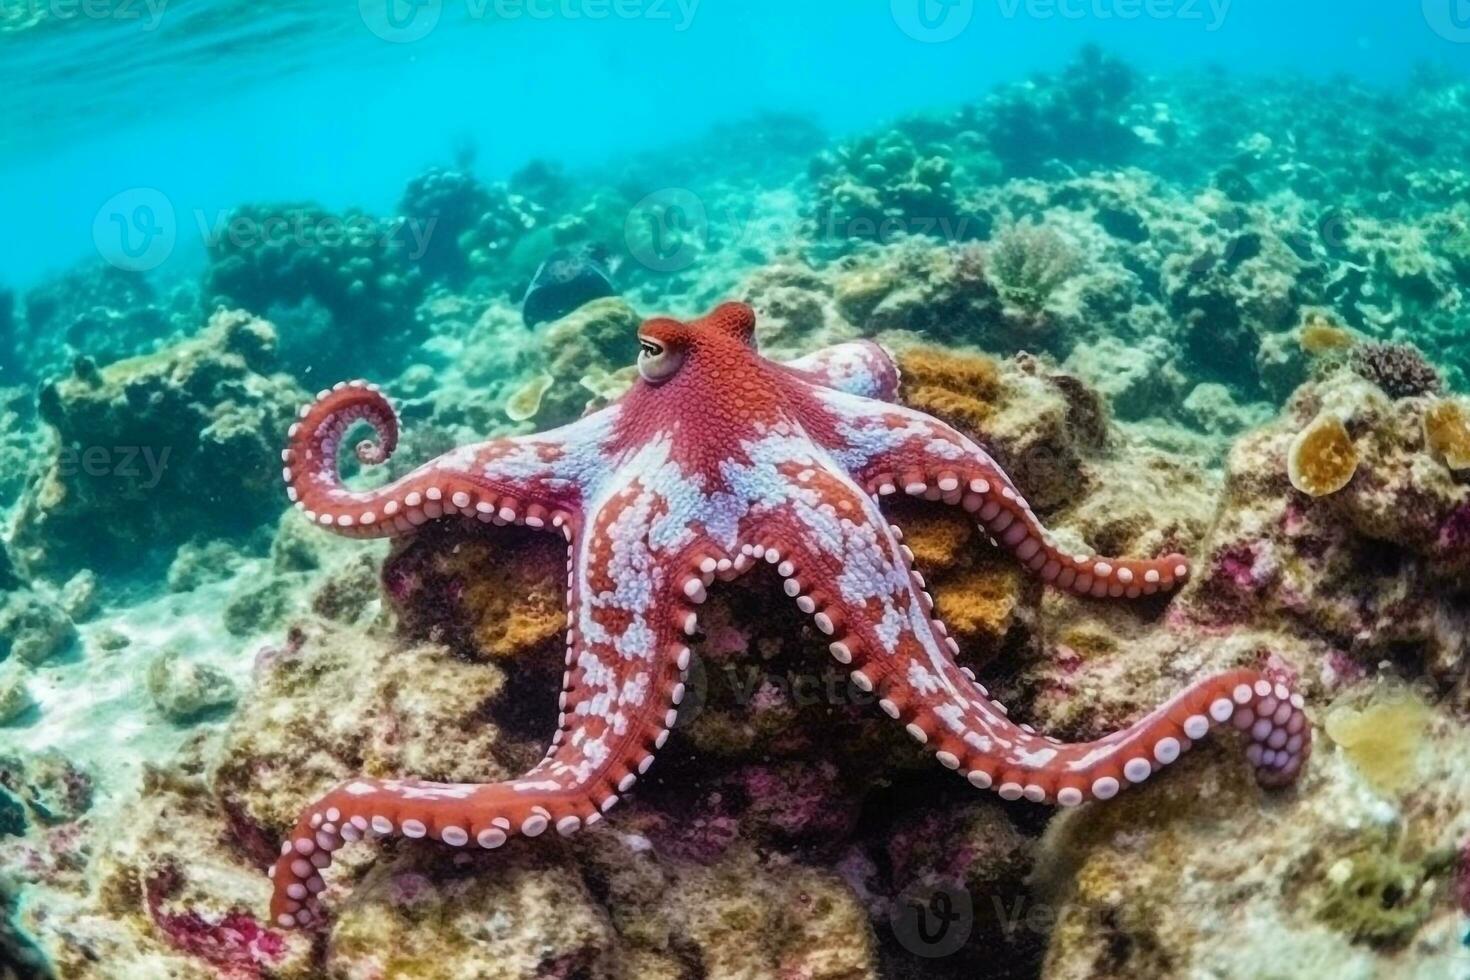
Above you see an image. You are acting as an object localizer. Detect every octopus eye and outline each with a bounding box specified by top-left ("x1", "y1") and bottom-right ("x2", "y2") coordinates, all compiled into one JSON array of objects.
[{"x1": 637, "y1": 336, "x2": 684, "y2": 383}]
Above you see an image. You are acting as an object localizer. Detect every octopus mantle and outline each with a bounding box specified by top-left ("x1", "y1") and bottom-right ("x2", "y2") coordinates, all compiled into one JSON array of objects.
[{"x1": 266, "y1": 302, "x2": 1310, "y2": 928}]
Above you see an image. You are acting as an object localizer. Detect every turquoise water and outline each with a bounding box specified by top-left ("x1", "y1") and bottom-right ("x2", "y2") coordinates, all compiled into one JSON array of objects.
[{"x1": 1, "y1": 1, "x2": 1464, "y2": 288}]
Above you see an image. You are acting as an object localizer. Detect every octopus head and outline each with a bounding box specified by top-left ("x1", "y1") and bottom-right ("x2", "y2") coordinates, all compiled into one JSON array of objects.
[{"x1": 636, "y1": 301, "x2": 759, "y2": 385}]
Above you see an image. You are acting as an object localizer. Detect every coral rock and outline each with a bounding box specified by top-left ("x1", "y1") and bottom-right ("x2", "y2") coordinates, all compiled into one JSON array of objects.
[{"x1": 145, "y1": 649, "x2": 239, "y2": 722}]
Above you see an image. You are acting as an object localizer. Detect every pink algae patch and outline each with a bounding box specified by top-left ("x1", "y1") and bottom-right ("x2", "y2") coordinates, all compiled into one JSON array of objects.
[{"x1": 147, "y1": 867, "x2": 286, "y2": 978}]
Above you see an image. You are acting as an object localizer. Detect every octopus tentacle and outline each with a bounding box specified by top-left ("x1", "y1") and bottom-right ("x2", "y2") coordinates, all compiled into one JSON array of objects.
[
  {"x1": 781, "y1": 341, "x2": 901, "y2": 402},
  {"x1": 810, "y1": 388, "x2": 1190, "y2": 598},
  {"x1": 281, "y1": 382, "x2": 616, "y2": 538},
  {"x1": 267, "y1": 492, "x2": 702, "y2": 930},
  {"x1": 758, "y1": 461, "x2": 1308, "y2": 810}
]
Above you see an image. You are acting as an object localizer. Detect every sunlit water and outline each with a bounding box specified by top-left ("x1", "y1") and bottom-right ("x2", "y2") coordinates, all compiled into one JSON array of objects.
[{"x1": 1, "y1": 0, "x2": 1465, "y2": 290}]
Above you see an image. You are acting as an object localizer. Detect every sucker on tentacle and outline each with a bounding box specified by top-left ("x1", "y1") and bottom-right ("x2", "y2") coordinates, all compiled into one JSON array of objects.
[{"x1": 264, "y1": 301, "x2": 1310, "y2": 930}]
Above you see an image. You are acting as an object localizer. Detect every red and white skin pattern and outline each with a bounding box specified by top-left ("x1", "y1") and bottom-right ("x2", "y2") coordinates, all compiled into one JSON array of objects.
[{"x1": 267, "y1": 302, "x2": 1310, "y2": 929}]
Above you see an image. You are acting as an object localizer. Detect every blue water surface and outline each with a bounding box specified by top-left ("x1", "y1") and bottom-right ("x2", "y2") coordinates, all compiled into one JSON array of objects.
[{"x1": 0, "y1": 0, "x2": 1465, "y2": 290}]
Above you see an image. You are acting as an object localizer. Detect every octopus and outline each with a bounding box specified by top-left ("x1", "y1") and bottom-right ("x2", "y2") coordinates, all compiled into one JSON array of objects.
[{"x1": 268, "y1": 302, "x2": 1310, "y2": 928}]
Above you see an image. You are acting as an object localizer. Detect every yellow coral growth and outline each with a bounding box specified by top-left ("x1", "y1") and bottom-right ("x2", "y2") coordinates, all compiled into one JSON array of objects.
[
  {"x1": 1287, "y1": 413, "x2": 1359, "y2": 497},
  {"x1": 933, "y1": 561, "x2": 1024, "y2": 646},
  {"x1": 1423, "y1": 399, "x2": 1470, "y2": 471},
  {"x1": 1299, "y1": 313, "x2": 1356, "y2": 355},
  {"x1": 440, "y1": 536, "x2": 566, "y2": 660},
  {"x1": 1324, "y1": 690, "x2": 1431, "y2": 794},
  {"x1": 505, "y1": 372, "x2": 553, "y2": 422},
  {"x1": 896, "y1": 346, "x2": 1004, "y2": 433}
]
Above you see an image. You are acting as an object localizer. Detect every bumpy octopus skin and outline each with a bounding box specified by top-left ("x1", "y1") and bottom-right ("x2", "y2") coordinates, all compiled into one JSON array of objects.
[{"x1": 267, "y1": 302, "x2": 1310, "y2": 929}]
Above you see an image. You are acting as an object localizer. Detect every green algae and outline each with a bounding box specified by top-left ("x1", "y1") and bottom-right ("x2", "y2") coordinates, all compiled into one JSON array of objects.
[{"x1": 1309, "y1": 833, "x2": 1455, "y2": 948}]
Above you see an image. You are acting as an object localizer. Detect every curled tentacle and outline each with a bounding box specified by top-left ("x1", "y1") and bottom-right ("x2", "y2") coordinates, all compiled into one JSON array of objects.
[{"x1": 281, "y1": 381, "x2": 602, "y2": 539}]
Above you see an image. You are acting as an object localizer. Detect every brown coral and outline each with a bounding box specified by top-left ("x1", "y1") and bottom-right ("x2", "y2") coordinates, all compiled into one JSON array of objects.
[
  {"x1": 896, "y1": 345, "x2": 1004, "y2": 433},
  {"x1": 1423, "y1": 398, "x2": 1470, "y2": 471},
  {"x1": 1349, "y1": 342, "x2": 1442, "y2": 399},
  {"x1": 1287, "y1": 413, "x2": 1359, "y2": 497}
]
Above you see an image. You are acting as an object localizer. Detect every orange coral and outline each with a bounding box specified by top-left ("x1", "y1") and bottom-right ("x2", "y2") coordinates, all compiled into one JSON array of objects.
[
  {"x1": 1300, "y1": 312, "x2": 1356, "y2": 356},
  {"x1": 1424, "y1": 399, "x2": 1470, "y2": 471},
  {"x1": 933, "y1": 560, "x2": 1025, "y2": 648},
  {"x1": 1288, "y1": 413, "x2": 1359, "y2": 497},
  {"x1": 897, "y1": 346, "x2": 1004, "y2": 433},
  {"x1": 389, "y1": 527, "x2": 566, "y2": 661},
  {"x1": 884, "y1": 498, "x2": 1026, "y2": 649},
  {"x1": 888, "y1": 502, "x2": 975, "y2": 572},
  {"x1": 456, "y1": 540, "x2": 566, "y2": 660}
]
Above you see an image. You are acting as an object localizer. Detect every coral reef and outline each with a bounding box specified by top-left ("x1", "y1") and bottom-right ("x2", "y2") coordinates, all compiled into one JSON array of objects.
[
  {"x1": 8, "y1": 261, "x2": 191, "y2": 377},
  {"x1": 202, "y1": 204, "x2": 426, "y2": 377},
  {"x1": 1424, "y1": 398, "x2": 1470, "y2": 470},
  {"x1": 514, "y1": 296, "x2": 641, "y2": 425},
  {"x1": 397, "y1": 166, "x2": 544, "y2": 290},
  {"x1": 8, "y1": 308, "x2": 306, "y2": 580},
  {"x1": 987, "y1": 222, "x2": 1081, "y2": 314},
  {"x1": 1350, "y1": 341, "x2": 1443, "y2": 399}
]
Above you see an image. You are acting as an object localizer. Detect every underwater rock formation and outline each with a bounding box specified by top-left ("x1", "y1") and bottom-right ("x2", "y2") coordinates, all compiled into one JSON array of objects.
[
  {"x1": 202, "y1": 203, "x2": 426, "y2": 377},
  {"x1": 508, "y1": 296, "x2": 641, "y2": 426},
  {"x1": 8, "y1": 261, "x2": 190, "y2": 378},
  {"x1": 145, "y1": 648, "x2": 239, "y2": 722},
  {"x1": 9, "y1": 308, "x2": 306, "y2": 579},
  {"x1": 0, "y1": 587, "x2": 77, "y2": 666},
  {"x1": 398, "y1": 166, "x2": 544, "y2": 290}
]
